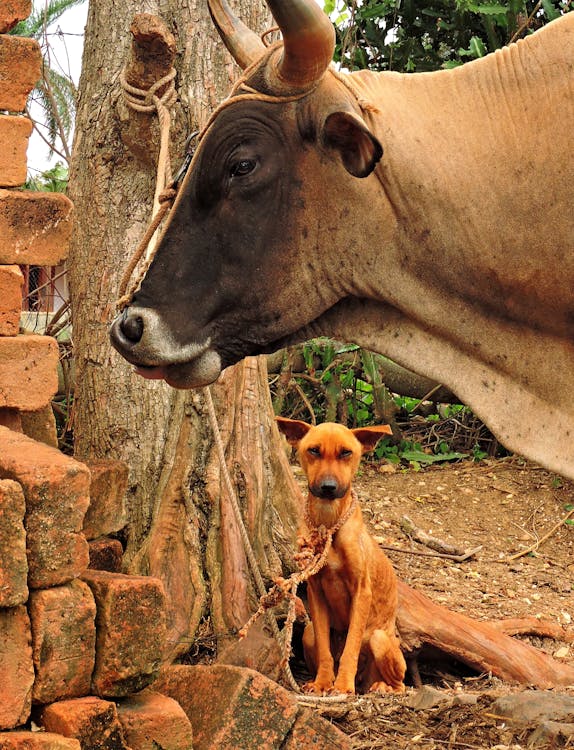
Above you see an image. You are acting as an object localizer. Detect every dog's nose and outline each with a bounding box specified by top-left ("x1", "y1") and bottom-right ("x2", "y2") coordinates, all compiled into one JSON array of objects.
[{"x1": 316, "y1": 477, "x2": 339, "y2": 500}]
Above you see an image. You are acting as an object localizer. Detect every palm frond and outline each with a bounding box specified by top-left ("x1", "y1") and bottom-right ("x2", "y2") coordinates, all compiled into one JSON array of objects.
[{"x1": 10, "y1": 0, "x2": 87, "y2": 40}]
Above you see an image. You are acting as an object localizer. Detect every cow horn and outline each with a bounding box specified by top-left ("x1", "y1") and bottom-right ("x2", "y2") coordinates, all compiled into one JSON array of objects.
[
  {"x1": 267, "y1": 0, "x2": 335, "y2": 89},
  {"x1": 208, "y1": 0, "x2": 266, "y2": 70}
]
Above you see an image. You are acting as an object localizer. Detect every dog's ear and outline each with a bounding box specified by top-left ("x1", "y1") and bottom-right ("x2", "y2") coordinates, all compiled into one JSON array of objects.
[
  {"x1": 275, "y1": 417, "x2": 312, "y2": 447},
  {"x1": 352, "y1": 424, "x2": 392, "y2": 454}
]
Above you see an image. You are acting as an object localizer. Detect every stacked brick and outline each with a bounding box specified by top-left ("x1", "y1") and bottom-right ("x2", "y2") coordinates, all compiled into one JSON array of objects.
[{"x1": 0, "y1": 3, "x2": 188, "y2": 747}]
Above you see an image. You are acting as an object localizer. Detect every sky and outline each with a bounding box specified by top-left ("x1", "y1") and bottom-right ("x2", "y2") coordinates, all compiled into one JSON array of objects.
[
  {"x1": 26, "y1": 0, "x2": 329, "y2": 175},
  {"x1": 27, "y1": 2, "x2": 88, "y2": 175}
]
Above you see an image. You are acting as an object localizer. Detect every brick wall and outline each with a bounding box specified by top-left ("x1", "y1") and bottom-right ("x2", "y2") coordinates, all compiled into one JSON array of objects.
[{"x1": 0, "y1": 3, "x2": 183, "y2": 747}]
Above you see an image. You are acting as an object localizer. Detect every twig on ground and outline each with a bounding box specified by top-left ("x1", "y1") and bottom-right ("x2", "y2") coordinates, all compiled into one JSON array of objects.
[
  {"x1": 505, "y1": 506, "x2": 574, "y2": 561},
  {"x1": 399, "y1": 515, "x2": 481, "y2": 561}
]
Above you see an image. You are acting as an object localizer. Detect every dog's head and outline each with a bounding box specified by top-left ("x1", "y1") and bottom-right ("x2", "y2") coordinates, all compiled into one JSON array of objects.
[{"x1": 276, "y1": 418, "x2": 392, "y2": 500}]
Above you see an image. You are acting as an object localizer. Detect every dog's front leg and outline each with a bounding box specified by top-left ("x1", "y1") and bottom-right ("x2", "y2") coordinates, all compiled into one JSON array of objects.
[
  {"x1": 303, "y1": 579, "x2": 335, "y2": 694},
  {"x1": 333, "y1": 573, "x2": 372, "y2": 694}
]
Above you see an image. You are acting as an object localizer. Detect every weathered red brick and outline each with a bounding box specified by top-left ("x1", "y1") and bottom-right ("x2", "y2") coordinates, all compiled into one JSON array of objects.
[
  {"x1": 29, "y1": 580, "x2": 96, "y2": 704},
  {"x1": 0, "y1": 115, "x2": 33, "y2": 187},
  {"x1": 0, "y1": 189, "x2": 74, "y2": 266},
  {"x1": 82, "y1": 460, "x2": 128, "y2": 540},
  {"x1": 217, "y1": 618, "x2": 283, "y2": 682},
  {"x1": 0, "y1": 478, "x2": 28, "y2": 606},
  {"x1": 0, "y1": 264, "x2": 23, "y2": 335},
  {"x1": 117, "y1": 690, "x2": 193, "y2": 750},
  {"x1": 0, "y1": 426, "x2": 90, "y2": 588},
  {"x1": 0, "y1": 733, "x2": 80, "y2": 749},
  {"x1": 283, "y1": 707, "x2": 353, "y2": 750},
  {"x1": 0, "y1": 0, "x2": 32, "y2": 33},
  {"x1": 0, "y1": 335, "x2": 59, "y2": 411},
  {"x1": 155, "y1": 664, "x2": 352, "y2": 750},
  {"x1": 0, "y1": 407, "x2": 22, "y2": 432},
  {"x1": 41, "y1": 696, "x2": 130, "y2": 750},
  {"x1": 82, "y1": 570, "x2": 167, "y2": 697},
  {"x1": 0, "y1": 36, "x2": 41, "y2": 112},
  {"x1": 88, "y1": 538, "x2": 123, "y2": 573},
  {"x1": 21, "y1": 404, "x2": 58, "y2": 448},
  {"x1": 0, "y1": 605, "x2": 34, "y2": 730},
  {"x1": 154, "y1": 664, "x2": 299, "y2": 750}
]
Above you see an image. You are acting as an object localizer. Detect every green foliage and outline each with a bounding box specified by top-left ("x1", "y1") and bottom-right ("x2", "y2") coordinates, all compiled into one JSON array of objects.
[
  {"x1": 326, "y1": 0, "x2": 568, "y2": 73},
  {"x1": 26, "y1": 162, "x2": 68, "y2": 192},
  {"x1": 270, "y1": 339, "x2": 501, "y2": 470}
]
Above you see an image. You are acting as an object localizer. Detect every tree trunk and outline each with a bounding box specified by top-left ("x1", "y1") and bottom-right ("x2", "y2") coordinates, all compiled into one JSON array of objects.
[{"x1": 67, "y1": 0, "x2": 300, "y2": 660}]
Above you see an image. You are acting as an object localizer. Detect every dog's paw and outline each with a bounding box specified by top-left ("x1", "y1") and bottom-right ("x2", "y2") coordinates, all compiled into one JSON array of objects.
[
  {"x1": 302, "y1": 679, "x2": 334, "y2": 695},
  {"x1": 332, "y1": 678, "x2": 356, "y2": 695},
  {"x1": 369, "y1": 680, "x2": 406, "y2": 694}
]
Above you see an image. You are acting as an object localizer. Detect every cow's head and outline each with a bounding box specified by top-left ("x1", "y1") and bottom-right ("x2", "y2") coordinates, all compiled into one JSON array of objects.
[{"x1": 110, "y1": 0, "x2": 384, "y2": 388}]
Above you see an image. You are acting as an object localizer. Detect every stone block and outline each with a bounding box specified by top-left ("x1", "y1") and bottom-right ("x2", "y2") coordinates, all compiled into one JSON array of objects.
[
  {"x1": 0, "y1": 426, "x2": 90, "y2": 588},
  {"x1": 0, "y1": 478, "x2": 28, "y2": 606},
  {"x1": 82, "y1": 570, "x2": 167, "y2": 697},
  {"x1": 0, "y1": 605, "x2": 34, "y2": 730},
  {"x1": 154, "y1": 664, "x2": 298, "y2": 750},
  {"x1": 0, "y1": 264, "x2": 23, "y2": 335},
  {"x1": 0, "y1": 35, "x2": 41, "y2": 112},
  {"x1": 82, "y1": 459, "x2": 128, "y2": 540},
  {"x1": 0, "y1": 0, "x2": 32, "y2": 33},
  {"x1": 0, "y1": 335, "x2": 59, "y2": 412},
  {"x1": 0, "y1": 733, "x2": 80, "y2": 749},
  {"x1": 0, "y1": 115, "x2": 33, "y2": 187},
  {"x1": 0, "y1": 189, "x2": 74, "y2": 266},
  {"x1": 117, "y1": 690, "x2": 194, "y2": 750},
  {"x1": 283, "y1": 707, "x2": 353, "y2": 749},
  {"x1": 0, "y1": 407, "x2": 22, "y2": 432},
  {"x1": 88, "y1": 538, "x2": 123, "y2": 573},
  {"x1": 41, "y1": 696, "x2": 130, "y2": 750},
  {"x1": 155, "y1": 664, "x2": 352, "y2": 749},
  {"x1": 29, "y1": 580, "x2": 96, "y2": 704},
  {"x1": 21, "y1": 404, "x2": 58, "y2": 448}
]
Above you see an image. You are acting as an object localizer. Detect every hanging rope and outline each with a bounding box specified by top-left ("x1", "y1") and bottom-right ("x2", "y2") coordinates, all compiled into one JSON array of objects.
[{"x1": 116, "y1": 66, "x2": 178, "y2": 310}]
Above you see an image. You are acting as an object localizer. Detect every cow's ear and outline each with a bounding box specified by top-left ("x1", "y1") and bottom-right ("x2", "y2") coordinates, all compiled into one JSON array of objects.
[
  {"x1": 275, "y1": 417, "x2": 311, "y2": 447},
  {"x1": 322, "y1": 111, "x2": 383, "y2": 178}
]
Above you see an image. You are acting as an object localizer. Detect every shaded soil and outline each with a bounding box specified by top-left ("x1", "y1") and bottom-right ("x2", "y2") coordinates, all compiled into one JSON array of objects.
[{"x1": 291, "y1": 457, "x2": 574, "y2": 749}]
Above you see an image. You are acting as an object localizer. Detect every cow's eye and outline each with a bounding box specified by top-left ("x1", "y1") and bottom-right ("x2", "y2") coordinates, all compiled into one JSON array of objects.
[{"x1": 230, "y1": 158, "x2": 256, "y2": 177}]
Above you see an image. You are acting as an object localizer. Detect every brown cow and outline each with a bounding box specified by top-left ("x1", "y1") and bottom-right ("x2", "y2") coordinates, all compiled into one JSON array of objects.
[{"x1": 110, "y1": 0, "x2": 574, "y2": 479}]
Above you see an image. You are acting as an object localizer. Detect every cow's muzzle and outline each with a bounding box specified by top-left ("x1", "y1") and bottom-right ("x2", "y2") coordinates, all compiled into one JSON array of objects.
[{"x1": 109, "y1": 306, "x2": 222, "y2": 389}]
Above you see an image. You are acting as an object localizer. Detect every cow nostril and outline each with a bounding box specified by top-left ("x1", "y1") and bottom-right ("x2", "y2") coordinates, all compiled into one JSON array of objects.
[{"x1": 120, "y1": 312, "x2": 144, "y2": 343}]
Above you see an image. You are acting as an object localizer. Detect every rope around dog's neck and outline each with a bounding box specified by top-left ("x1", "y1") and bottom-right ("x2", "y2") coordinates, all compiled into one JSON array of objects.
[{"x1": 239, "y1": 489, "x2": 359, "y2": 677}]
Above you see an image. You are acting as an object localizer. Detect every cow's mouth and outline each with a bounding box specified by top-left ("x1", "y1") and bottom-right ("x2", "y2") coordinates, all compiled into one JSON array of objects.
[
  {"x1": 109, "y1": 309, "x2": 223, "y2": 389},
  {"x1": 130, "y1": 349, "x2": 223, "y2": 389}
]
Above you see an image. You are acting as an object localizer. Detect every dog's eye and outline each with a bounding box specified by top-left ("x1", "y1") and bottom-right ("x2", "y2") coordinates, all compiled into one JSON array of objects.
[
  {"x1": 339, "y1": 449, "x2": 353, "y2": 459},
  {"x1": 307, "y1": 447, "x2": 321, "y2": 457}
]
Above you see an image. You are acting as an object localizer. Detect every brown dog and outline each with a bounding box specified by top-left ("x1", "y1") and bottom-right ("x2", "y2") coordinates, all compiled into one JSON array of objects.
[{"x1": 276, "y1": 417, "x2": 406, "y2": 695}]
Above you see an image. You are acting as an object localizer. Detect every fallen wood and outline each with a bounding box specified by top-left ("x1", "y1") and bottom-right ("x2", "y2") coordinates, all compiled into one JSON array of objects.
[
  {"x1": 397, "y1": 580, "x2": 574, "y2": 688},
  {"x1": 486, "y1": 617, "x2": 574, "y2": 643}
]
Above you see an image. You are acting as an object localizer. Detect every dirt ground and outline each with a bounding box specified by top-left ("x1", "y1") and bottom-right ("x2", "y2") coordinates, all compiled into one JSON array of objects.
[{"x1": 291, "y1": 457, "x2": 574, "y2": 749}]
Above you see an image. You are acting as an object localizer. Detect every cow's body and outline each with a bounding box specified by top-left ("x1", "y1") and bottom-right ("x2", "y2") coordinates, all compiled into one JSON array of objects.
[{"x1": 110, "y1": 2, "x2": 574, "y2": 478}]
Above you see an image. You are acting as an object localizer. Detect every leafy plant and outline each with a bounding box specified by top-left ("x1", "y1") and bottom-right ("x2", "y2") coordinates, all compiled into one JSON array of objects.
[
  {"x1": 325, "y1": 0, "x2": 568, "y2": 74},
  {"x1": 270, "y1": 339, "x2": 501, "y2": 469}
]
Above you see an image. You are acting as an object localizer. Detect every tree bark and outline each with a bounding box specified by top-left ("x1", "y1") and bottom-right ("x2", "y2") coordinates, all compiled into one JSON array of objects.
[{"x1": 67, "y1": 0, "x2": 300, "y2": 660}]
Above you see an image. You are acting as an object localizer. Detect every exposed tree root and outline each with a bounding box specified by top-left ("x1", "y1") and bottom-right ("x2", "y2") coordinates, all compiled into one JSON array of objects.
[{"x1": 397, "y1": 580, "x2": 574, "y2": 688}]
